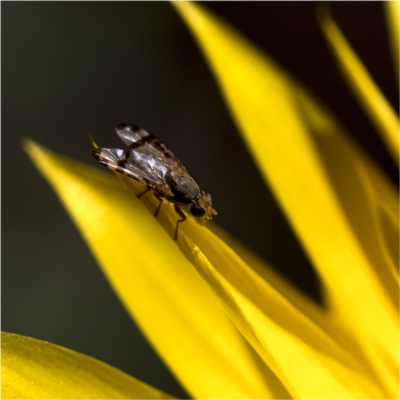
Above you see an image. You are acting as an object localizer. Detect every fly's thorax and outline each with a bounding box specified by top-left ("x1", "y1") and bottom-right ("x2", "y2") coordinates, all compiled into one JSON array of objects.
[{"x1": 169, "y1": 170, "x2": 201, "y2": 203}]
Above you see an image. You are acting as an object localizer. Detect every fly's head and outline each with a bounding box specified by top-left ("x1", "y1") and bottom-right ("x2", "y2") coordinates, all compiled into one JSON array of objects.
[{"x1": 190, "y1": 192, "x2": 217, "y2": 226}]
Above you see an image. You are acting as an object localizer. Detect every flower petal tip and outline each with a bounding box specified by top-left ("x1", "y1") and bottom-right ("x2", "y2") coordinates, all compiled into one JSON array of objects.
[
  {"x1": 22, "y1": 137, "x2": 49, "y2": 162},
  {"x1": 88, "y1": 134, "x2": 99, "y2": 149}
]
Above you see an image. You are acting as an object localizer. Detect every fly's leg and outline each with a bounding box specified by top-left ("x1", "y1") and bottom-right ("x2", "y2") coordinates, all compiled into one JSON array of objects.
[
  {"x1": 137, "y1": 187, "x2": 151, "y2": 199},
  {"x1": 137, "y1": 187, "x2": 164, "y2": 218},
  {"x1": 154, "y1": 193, "x2": 164, "y2": 218},
  {"x1": 173, "y1": 204, "x2": 186, "y2": 240}
]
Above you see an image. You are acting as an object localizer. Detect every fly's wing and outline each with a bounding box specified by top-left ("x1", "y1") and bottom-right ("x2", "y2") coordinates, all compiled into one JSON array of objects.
[
  {"x1": 92, "y1": 147, "x2": 174, "y2": 197},
  {"x1": 115, "y1": 123, "x2": 185, "y2": 170}
]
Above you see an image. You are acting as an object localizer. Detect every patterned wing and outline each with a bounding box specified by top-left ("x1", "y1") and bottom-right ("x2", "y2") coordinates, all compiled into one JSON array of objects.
[
  {"x1": 115, "y1": 122, "x2": 184, "y2": 169},
  {"x1": 92, "y1": 147, "x2": 174, "y2": 197}
]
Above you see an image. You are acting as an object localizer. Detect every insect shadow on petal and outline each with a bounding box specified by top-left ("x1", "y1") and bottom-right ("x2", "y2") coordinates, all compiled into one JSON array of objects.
[{"x1": 92, "y1": 123, "x2": 217, "y2": 240}]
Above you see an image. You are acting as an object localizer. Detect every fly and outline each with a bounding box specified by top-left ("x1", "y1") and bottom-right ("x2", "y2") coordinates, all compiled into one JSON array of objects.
[{"x1": 92, "y1": 123, "x2": 217, "y2": 239}]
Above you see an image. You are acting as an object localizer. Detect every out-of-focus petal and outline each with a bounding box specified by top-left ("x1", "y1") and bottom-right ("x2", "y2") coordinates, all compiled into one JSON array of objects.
[
  {"x1": 172, "y1": 2, "x2": 398, "y2": 397},
  {"x1": 318, "y1": 6, "x2": 399, "y2": 164},
  {"x1": 385, "y1": 1, "x2": 399, "y2": 80},
  {"x1": 2, "y1": 332, "x2": 174, "y2": 399},
  {"x1": 23, "y1": 139, "x2": 283, "y2": 399},
  {"x1": 295, "y1": 90, "x2": 399, "y2": 396}
]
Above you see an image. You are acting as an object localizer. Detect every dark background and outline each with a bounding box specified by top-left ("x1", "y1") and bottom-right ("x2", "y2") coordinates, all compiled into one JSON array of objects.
[{"x1": 2, "y1": 2, "x2": 398, "y2": 398}]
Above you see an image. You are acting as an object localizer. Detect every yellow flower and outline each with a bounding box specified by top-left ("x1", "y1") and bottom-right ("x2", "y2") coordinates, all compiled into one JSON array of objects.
[{"x1": 4, "y1": 2, "x2": 398, "y2": 399}]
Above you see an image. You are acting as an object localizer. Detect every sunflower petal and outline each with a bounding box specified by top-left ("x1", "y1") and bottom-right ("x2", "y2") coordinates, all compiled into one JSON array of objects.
[
  {"x1": 23, "y1": 139, "x2": 282, "y2": 399},
  {"x1": 173, "y1": 2, "x2": 398, "y2": 396},
  {"x1": 175, "y1": 223, "x2": 385, "y2": 398},
  {"x1": 317, "y1": 6, "x2": 399, "y2": 164},
  {"x1": 295, "y1": 88, "x2": 399, "y2": 397},
  {"x1": 2, "y1": 331, "x2": 174, "y2": 399},
  {"x1": 385, "y1": 1, "x2": 399, "y2": 80},
  {"x1": 208, "y1": 223, "x2": 386, "y2": 362}
]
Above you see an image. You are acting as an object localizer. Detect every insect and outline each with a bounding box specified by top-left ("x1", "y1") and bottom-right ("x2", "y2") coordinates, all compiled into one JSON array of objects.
[{"x1": 92, "y1": 123, "x2": 217, "y2": 240}]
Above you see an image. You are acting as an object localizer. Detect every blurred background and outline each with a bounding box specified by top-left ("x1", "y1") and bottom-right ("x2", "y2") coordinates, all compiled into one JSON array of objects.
[{"x1": 3, "y1": 2, "x2": 398, "y2": 398}]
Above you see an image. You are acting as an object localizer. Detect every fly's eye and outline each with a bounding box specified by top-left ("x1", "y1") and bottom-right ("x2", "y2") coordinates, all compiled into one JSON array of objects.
[{"x1": 190, "y1": 205, "x2": 206, "y2": 217}]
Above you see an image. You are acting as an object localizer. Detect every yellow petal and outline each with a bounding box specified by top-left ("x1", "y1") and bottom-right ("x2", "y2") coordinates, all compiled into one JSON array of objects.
[
  {"x1": 295, "y1": 84, "x2": 399, "y2": 398},
  {"x1": 385, "y1": 1, "x2": 399, "y2": 80},
  {"x1": 209, "y1": 223, "x2": 386, "y2": 363},
  {"x1": 176, "y1": 218, "x2": 386, "y2": 398},
  {"x1": 317, "y1": 6, "x2": 399, "y2": 164},
  {"x1": 23, "y1": 139, "x2": 282, "y2": 399},
  {"x1": 172, "y1": 2, "x2": 398, "y2": 397},
  {"x1": 2, "y1": 331, "x2": 173, "y2": 399},
  {"x1": 209, "y1": 224, "x2": 328, "y2": 330}
]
